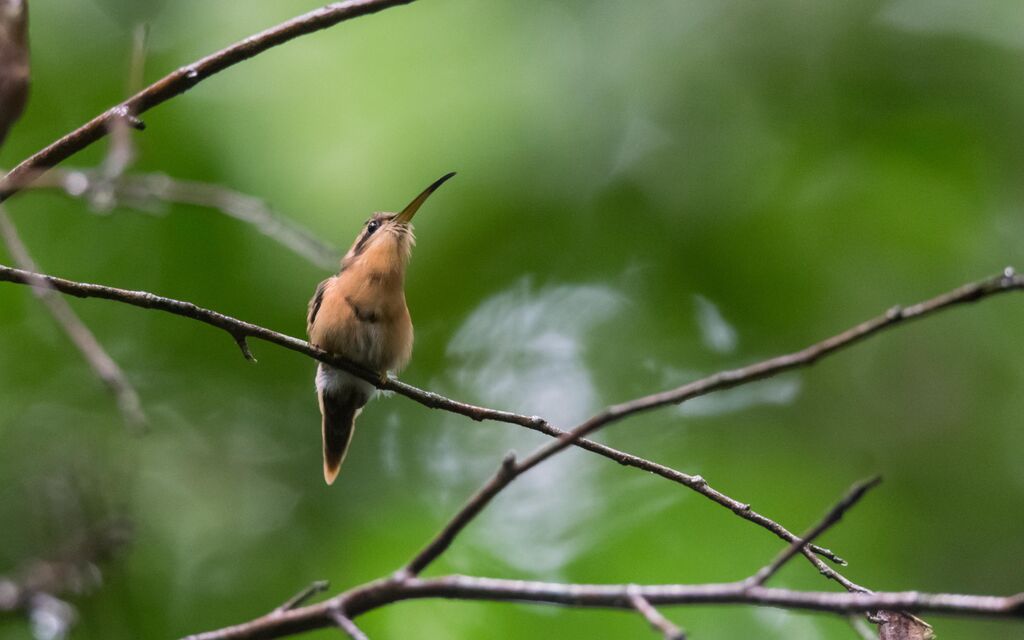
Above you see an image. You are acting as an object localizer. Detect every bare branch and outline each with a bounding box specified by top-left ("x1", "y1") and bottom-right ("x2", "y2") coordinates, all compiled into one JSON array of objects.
[
  {"x1": 747, "y1": 476, "x2": 882, "y2": 587},
  {"x1": 0, "y1": 0, "x2": 418, "y2": 204},
  {"x1": 628, "y1": 588, "x2": 686, "y2": 640},
  {"x1": 182, "y1": 574, "x2": 1024, "y2": 640},
  {"x1": 0, "y1": 215, "x2": 147, "y2": 430}
]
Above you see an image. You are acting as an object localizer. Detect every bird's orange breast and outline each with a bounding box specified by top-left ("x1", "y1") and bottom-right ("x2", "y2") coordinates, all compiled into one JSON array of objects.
[{"x1": 309, "y1": 251, "x2": 413, "y2": 374}]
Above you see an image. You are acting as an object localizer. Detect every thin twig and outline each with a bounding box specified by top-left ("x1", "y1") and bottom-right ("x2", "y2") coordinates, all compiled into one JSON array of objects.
[
  {"x1": 181, "y1": 574, "x2": 1024, "y2": 640},
  {"x1": 0, "y1": 217, "x2": 147, "y2": 430},
  {"x1": 0, "y1": 0, "x2": 418, "y2": 204},
  {"x1": 747, "y1": 476, "x2": 882, "y2": 587},
  {"x1": 328, "y1": 609, "x2": 369, "y2": 640},
  {"x1": 628, "y1": 588, "x2": 686, "y2": 640},
  {"x1": 276, "y1": 581, "x2": 330, "y2": 613}
]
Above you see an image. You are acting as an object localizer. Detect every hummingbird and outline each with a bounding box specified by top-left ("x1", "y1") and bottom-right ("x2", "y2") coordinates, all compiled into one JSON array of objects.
[{"x1": 307, "y1": 172, "x2": 455, "y2": 485}]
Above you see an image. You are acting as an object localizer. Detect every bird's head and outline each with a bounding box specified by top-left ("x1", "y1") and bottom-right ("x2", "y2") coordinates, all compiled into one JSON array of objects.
[{"x1": 341, "y1": 172, "x2": 455, "y2": 273}]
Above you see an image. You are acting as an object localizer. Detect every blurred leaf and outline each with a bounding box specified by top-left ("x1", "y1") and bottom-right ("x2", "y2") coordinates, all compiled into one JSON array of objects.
[{"x1": 0, "y1": 0, "x2": 28, "y2": 147}]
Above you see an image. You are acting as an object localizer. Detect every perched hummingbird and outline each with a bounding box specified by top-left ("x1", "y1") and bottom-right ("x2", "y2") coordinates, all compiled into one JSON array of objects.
[{"x1": 307, "y1": 172, "x2": 454, "y2": 484}]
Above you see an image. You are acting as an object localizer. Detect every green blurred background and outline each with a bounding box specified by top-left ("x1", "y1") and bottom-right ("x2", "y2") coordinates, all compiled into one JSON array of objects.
[{"x1": 2, "y1": 1, "x2": 1023, "y2": 638}]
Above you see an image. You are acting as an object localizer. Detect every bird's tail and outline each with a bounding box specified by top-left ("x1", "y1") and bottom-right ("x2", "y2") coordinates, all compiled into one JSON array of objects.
[{"x1": 319, "y1": 384, "x2": 369, "y2": 485}]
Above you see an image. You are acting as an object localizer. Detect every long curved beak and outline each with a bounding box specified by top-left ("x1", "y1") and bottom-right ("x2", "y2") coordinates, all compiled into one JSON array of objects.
[{"x1": 395, "y1": 172, "x2": 456, "y2": 223}]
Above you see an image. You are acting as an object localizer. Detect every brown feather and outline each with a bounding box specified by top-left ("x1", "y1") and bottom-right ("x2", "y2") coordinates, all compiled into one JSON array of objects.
[
  {"x1": 319, "y1": 383, "x2": 369, "y2": 485},
  {"x1": 307, "y1": 277, "x2": 329, "y2": 334}
]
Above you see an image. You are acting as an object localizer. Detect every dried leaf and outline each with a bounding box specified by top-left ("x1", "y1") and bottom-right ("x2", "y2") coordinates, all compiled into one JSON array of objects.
[
  {"x1": 0, "y1": 0, "x2": 29, "y2": 147},
  {"x1": 878, "y1": 611, "x2": 936, "y2": 640}
]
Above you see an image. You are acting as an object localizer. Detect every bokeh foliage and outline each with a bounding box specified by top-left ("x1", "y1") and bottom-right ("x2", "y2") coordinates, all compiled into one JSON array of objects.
[{"x1": 2, "y1": 1, "x2": 1024, "y2": 638}]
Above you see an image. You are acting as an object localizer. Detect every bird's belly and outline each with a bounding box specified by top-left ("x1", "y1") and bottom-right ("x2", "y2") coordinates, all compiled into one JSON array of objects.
[
  {"x1": 337, "y1": 320, "x2": 390, "y2": 371},
  {"x1": 310, "y1": 274, "x2": 413, "y2": 374},
  {"x1": 315, "y1": 311, "x2": 412, "y2": 373}
]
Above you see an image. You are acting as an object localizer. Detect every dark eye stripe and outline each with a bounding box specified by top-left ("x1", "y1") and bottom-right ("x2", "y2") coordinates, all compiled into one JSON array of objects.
[{"x1": 352, "y1": 219, "x2": 380, "y2": 256}]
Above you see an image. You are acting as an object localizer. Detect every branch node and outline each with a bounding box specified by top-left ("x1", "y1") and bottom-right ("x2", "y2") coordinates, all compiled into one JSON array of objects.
[
  {"x1": 232, "y1": 333, "x2": 257, "y2": 362},
  {"x1": 328, "y1": 606, "x2": 369, "y2": 640},
  {"x1": 500, "y1": 451, "x2": 518, "y2": 475},
  {"x1": 109, "y1": 105, "x2": 145, "y2": 131},
  {"x1": 627, "y1": 586, "x2": 687, "y2": 640},
  {"x1": 390, "y1": 567, "x2": 412, "y2": 583},
  {"x1": 885, "y1": 305, "x2": 903, "y2": 320}
]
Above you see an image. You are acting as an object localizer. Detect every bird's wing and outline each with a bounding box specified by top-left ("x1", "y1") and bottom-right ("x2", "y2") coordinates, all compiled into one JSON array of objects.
[{"x1": 307, "y1": 277, "x2": 330, "y2": 336}]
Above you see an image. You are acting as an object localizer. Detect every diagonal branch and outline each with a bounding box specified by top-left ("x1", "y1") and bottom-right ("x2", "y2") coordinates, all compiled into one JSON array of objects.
[
  {"x1": 515, "y1": 268, "x2": 1024, "y2": 475},
  {"x1": 0, "y1": 0, "x2": 419, "y2": 204}
]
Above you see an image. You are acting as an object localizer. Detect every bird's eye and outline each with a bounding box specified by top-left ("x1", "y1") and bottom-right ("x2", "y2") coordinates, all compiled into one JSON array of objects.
[{"x1": 366, "y1": 220, "x2": 380, "y2": 234}]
